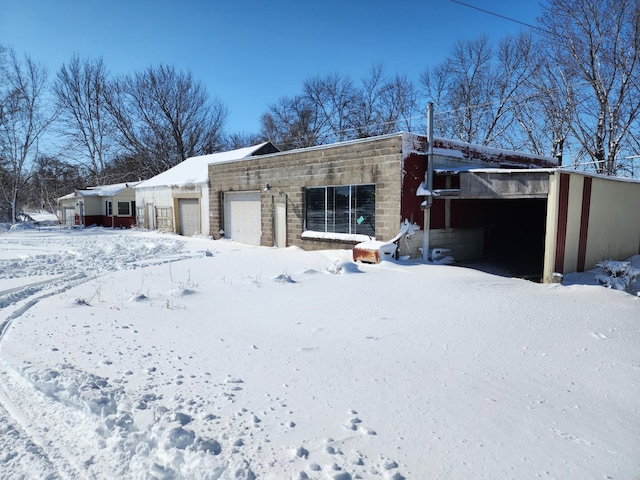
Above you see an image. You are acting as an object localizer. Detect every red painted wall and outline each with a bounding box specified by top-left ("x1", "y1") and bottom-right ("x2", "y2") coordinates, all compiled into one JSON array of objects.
[
  {"x1": 77, "y1": 215, "x2": 135, "y2": 228},
  {"x1": 400, "y1": 152, "x2": 427, "y2": 227}
]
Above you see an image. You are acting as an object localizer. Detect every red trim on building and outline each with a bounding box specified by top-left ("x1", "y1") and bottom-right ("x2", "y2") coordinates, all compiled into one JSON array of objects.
[
  {"x1": 576, "y1": 176, "x2": 592, "y2": 272},
  {"x1": 554, "y1": 173, "x2": 571, "y2": 273}
]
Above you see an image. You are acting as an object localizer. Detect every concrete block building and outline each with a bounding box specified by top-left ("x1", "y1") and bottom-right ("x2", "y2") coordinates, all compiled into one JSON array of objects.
[{"x1": 206, "y1": 131, "x2": 640, "y2": 282}]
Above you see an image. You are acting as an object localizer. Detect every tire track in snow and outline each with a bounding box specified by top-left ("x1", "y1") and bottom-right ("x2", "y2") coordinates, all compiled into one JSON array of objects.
[
  {"x1": 0, "y1": 401, "x2": 61, "y2": 480},
  {"x1": 0, "y1": 273, "x2": 88, "y2": 339},
  {"x1": 0, "y1": 233, "x2": 201, "y2": 478},
  {"x1": 0, "y1": 233, "x2": 198, "y2": 339},
  {"x1": 0, "y1": 358, "x2": 89, "y2": 480}
]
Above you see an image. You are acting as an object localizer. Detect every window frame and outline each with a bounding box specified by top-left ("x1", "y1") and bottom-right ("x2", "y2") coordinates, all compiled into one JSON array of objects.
[
  {"x1": 117, "y1": 201, "x2": 131, "y2": 216},
  {"x1": 304, "y1": 184, "x2": 375, "y2": 236}
]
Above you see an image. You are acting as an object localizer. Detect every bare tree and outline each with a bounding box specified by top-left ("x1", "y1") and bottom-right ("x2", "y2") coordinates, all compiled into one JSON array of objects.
[
  {"x1": 260, "y1": 95, "x2": 322, "y2": 150},
  {"x1": 538, "y1": 0, "x2": 640, "y2": 175},
  {"x1": 303, "y1": 73, "x2": 356, "y2": 143},
  {"x1": 380, "y1": 73, "x2": 421, "y2": 133},
  {"x1": 484, "y1": 33, "x2": 539, "y2": 149},
  {"x1": 348, "y1": 65, "x2": 421, "y2": 138},
  {"x1": 106, "y1": 64, "x2": 229, "y2": 177},
  {"x1": 54, "y1": 55, "x2": 114, "y2": 184},
  {"x1": 420, "y1": 61, "x2": 453, "y2": 139},
  {"x1": 0, "y1": 48, "x2": 55, "y2": 222},
  {"x1": 349, "y1": 64, "x2": 390, "y2": 138},
  {"x1": 28, "y1": 154, "x2": 85, "y2": 213},
  {"x1": 421, "y1": 36, "x2": 494, "y2": 144},
  {"x1": 514, "y1": 51, "x2": 575, "y2": 161},
  {"x1": 421, "y1": 33, "x2": 538, "y2": 149},
  {"x1": 224, "y1": 131, "x2": 267, "y2": 150}
]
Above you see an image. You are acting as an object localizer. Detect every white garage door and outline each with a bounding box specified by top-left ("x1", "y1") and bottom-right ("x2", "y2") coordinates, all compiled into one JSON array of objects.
[
  {"x1": 178, "y1": 198, "x2": 200, "y2": 236},
  {"x1": 224, "y1": 192, "x2": 261, "y2": 246}
]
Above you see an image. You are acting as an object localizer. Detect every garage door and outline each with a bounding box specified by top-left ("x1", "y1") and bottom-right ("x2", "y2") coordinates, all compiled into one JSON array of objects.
[
  {"x1": 178, "y1": 198, "x2": 200, "y2": 236},
  {"x1": 224, "y1": 192, "x2": 261, "y2": 246}
]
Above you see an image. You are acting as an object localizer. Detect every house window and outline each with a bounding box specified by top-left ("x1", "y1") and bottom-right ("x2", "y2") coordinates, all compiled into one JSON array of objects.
[
  {"x1": 305, "y1": 184, "x2": 375, "y2": 235},
  {"x1": 117, "y1": 201, "x2": 131, "y2": 216},
  {"x1": 106, "y1": 201, "x2": 112, "y2": 216}
]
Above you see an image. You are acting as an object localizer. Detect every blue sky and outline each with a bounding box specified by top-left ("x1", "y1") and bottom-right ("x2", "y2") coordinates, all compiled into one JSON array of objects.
[{"x1": 1, "y1": 0, "x2": 543, "y2": 135}]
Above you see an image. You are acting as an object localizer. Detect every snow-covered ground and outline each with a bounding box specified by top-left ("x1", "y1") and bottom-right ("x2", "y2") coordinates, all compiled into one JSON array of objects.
[{"x1": 0, "y1": 224, "x2": 638, "y2": 479}]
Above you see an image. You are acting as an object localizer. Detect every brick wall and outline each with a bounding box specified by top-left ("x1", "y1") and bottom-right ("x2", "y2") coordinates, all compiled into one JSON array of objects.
[{"x1": 208, "y1": 135, "x2": 405, "y2": 250}]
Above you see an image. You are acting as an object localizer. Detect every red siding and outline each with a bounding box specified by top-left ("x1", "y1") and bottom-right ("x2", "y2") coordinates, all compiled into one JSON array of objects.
[
  {"x1": 80, "y1": 215, "x2": 135, "y2": 228},
  {"x1": 401, "y1": 152, "x2": 427, "y2": 226}
]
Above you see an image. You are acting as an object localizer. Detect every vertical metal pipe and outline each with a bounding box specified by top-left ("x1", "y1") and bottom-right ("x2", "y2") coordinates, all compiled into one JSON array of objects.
[{"x1": 422, "y1": 102, "x2": 434, "y2": 261}]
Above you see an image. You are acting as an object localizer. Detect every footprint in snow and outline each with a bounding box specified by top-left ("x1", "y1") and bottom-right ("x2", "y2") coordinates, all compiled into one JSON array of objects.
[
  {"x1": 590, "y1": 332, "x2": 607, "y2": 339},
  {"x1": 225, "y1": 377, "x2": 244, "y2": 384}
]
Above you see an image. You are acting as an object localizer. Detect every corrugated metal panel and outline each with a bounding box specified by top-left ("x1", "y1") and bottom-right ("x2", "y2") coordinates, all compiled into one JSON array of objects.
[
  {"x1": 562, "y1": 174, "x2": 586, "y2": 274},
  {"x1": 583, "y1": 176, "x2": 640, "y2": 270},
  {"x1": 576, "y1": 177, "x2": 593, "y2": 271},
  {"x1": 553, "y1": 173, "x2": 571, "y2": 273},
  {"x1": 548, "y1": 171, "x2": 640, "y2": 277}
]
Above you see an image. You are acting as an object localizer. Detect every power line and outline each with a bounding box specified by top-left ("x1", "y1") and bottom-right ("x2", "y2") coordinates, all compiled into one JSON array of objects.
[{"x1": 449, "y1": 0, "x2": 553, "y2": 36}]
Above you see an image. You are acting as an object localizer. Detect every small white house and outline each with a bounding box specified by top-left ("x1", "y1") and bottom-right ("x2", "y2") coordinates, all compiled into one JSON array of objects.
[
  {"x1": 134, "y1": 143, "x2": 278, "y2": 236},
  {"x1": 58, "y1": 182, "x2": 140, "y2": 228}
]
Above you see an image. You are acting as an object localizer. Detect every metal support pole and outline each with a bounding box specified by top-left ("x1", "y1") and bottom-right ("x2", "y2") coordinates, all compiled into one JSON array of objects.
[{"x1": 422, "y1": 102, "x2": 434, "y2": 261}]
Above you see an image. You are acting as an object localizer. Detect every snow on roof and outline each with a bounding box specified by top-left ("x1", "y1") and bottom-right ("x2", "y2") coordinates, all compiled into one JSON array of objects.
[
  {"x1": 78, "y1": 181, "x2": 142, "y2": 197},
  {"x1": 136, "y1": 143, "x2": 270, "y2": 189},
  {"x1": 433, "y1": 137, "x2": 557, "y2": 166},
  {"x1": 23, "y1": 211, "x2": 59, "y2": 222},
  {"x1": 58, "y1": 192, "x2": 76, "y2": 201},
  {"x1": 58, "y1": 182, "x2": 141, "y2": 201},
  {"x1": 434, "y1": 165, "x2": 556, "y2": 174}
]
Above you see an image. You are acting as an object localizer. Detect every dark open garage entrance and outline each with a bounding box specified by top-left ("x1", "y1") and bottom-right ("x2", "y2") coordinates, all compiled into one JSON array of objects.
[
  {"x1": 429, "y1": 170, "x2": 551, "y2": 281},
  {"x1": 451, "y1": 198, "x2": 547, "y2": 280}
]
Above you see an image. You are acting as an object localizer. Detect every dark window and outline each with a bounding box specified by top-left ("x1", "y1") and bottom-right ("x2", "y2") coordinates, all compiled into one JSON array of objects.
[
  {"x1": 117, "y1": 202, "x2": 131, "y2": 216},
  {"x1": 305, "y1": 184, "x2": 375, "y2": 235}
]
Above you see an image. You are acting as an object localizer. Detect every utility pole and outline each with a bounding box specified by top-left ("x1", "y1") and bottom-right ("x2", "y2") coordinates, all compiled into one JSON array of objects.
[{"x1": 422, "y1": 102, "x2": 434, "y2": 261}]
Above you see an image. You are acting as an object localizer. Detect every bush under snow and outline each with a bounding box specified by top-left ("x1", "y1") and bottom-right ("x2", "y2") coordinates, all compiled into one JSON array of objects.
[{"x1": 595, "y1": 259, "x2": 640, "y2": 293}]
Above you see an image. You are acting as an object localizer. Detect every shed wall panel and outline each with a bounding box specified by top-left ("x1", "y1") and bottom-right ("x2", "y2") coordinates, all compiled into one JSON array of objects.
[
  {"x1": 562, "y1": 175, "x2": 585, "y2": 274},
  {"x1": 584, "y1": 177, "x2": 640, "y2": 270},
  {"x1": 545, "y1": 171, "x2": 640, "y2": 280}
]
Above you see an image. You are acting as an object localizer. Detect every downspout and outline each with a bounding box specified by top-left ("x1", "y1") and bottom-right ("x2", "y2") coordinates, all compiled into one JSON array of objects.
[
  {"x1": 111, "y1": 195, "x2": 115, "y2": 228},
  {"x1": 422, "y1": 102, "x2": 434, "y2": 261}
]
